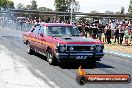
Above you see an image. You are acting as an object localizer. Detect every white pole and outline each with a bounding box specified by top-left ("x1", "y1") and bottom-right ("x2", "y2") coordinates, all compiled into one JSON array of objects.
[{"x1": 70, "y1": 0, "x2": 73, "y2": 24}]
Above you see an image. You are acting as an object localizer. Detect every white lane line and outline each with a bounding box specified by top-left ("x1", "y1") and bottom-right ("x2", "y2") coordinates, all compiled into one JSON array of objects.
[
  {"x1": 104, "y1": 50, "x2": 132, "y2": 58},
  {"x1": 0, "y1": 45, "x2": 59, "y2": 88}
]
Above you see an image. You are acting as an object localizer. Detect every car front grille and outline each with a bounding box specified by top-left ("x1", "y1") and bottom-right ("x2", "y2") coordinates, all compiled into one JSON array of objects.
[
  {"x1": 66, "y1": 45, "x2": 104, "y2": 52},
  {"x1": 67, "y1": 46, "x2": 91, "y2": 51}
]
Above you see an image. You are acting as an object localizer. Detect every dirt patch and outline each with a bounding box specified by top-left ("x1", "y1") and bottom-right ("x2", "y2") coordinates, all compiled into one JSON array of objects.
[{"x1": 104, "y1": 44, "x2": 132, "y2": 54}]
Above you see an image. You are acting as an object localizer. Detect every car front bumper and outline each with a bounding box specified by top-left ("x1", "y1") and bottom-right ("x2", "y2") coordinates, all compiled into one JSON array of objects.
[{"x1": 55, "y1": 52, "x2": 104, "y2": 62}]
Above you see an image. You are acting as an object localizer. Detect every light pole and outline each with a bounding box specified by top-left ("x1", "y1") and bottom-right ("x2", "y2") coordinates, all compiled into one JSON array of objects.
[{"x1": 70, "y1": 0, "x2": 73, "y2": 24}]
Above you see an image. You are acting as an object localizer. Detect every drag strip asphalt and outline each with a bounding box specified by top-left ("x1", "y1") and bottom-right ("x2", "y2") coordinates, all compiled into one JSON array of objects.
[{"x1": 0, "y1": 29, "x2": 132, "y2": 88}]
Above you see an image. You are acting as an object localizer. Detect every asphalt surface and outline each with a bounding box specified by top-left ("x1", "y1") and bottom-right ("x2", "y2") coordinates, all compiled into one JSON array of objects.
[{"x1": 0, "y1": 28, "x2": 132, "y2": 88}]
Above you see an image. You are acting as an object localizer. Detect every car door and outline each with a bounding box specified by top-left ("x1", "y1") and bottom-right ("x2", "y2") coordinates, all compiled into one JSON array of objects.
[
  {"x1": 37, "y1": 25, "x2": 48, "y2": 53},
  {"x1": 36, "y1": 25, "x2": 44, "y2": 52},
  {"x1": 30, "y1": 24, "x2": 40, "y2": 50}
]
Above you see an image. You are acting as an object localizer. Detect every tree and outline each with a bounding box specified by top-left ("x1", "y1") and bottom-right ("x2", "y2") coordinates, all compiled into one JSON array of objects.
[
  {"x1": 0, "y1": 0, "x2": 7, "y2": 10},
  {"x1": 54, "y1": 0, "x2": 68, "y2": 11},
  {"x1": 38, "y1": 7, "x2": 52, "y2": 11},
  {"x1": 115, "y1": 11, "x2": 121, "y2": 14},
  {"x1": 90, "y1": 10, "x2": 99, "y2": 13},
  {"x1": 54, "y1": 0, "x2": 80, "y2": 12},
  {"x1": 31, "y1": 0, "x2": 38, "y2": 10},
  {"x1": 6, "y1": 0, "x2": 14, "y2": 9},
  {"x1": 38, "y1": 7, "x2": 46, "y2": 11},
  {"x1": 16, "y1": 3, "x2": 25, "y2": 9},
  {"x1": 71, "y1": 0, "x2": 80, "y2": 12},
  {"x1": 120, "y1": 7, "x2": 125, "y2": 14},
  {"x1": 0, "y1": 0, "x2": 14, "y2": 10},
  {"x1": 54, "y1": 0, "x2": 79, "y2": 21},
  {"x1": 105, "y1": 10, "x2": 114, "y2": 14},
  {"x1": 128, "y1": 0, "x2": 132, "y2": 14},
  {"x1": 46, "y1": 8, "x2": 53, "y2": 11},
  {"x1": 25, "y1": 5, "x2": 32, "y2": 10}
]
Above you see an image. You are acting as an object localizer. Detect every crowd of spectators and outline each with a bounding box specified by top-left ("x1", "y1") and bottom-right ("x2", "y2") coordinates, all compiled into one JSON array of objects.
[
  {"x1": 76, "y1": 20, "x2": 132, "y2": 46},
  {"x1": 0, "y1": 16, "x2": 132, "y2": 46}
]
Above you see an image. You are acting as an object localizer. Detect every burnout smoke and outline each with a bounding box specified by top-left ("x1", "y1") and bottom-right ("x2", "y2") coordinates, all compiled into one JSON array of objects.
[{"x1": 0, "y1": 10, "x2": 33, "y2": 31}]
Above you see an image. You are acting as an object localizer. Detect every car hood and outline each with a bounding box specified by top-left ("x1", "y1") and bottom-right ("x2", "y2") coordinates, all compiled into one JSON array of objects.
[{"x1": 53, "y1": 36, "x2": 102, "y2": 44}]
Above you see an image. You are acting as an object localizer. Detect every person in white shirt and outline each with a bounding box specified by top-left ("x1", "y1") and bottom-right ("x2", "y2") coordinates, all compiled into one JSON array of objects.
[
  {"x1": 110, "y1": 20, "x2": 116, "y2": 40},
  {"x1": 119, "y1": 23, "x2": 125, "y2": 45},
  {"x1": 128, "y1": 20, "x2": 132, "y2": 44}
]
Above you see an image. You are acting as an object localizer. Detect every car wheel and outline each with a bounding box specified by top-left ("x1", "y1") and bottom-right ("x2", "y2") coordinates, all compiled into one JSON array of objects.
[
  {"x1": 46, "y1": 50, "x2": 57, "y2": 65},
  {"x1": 27, "y1": 43, "x2": 34, "y2": 55}
]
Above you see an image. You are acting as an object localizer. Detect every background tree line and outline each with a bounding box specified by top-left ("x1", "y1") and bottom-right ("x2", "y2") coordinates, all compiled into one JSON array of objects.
[
  {"x1": 0, "y1": 0, "x2": 131, "y2": 14},
  {"x1": 0, "y1": 0, "x2": 131, "y2": 21}
]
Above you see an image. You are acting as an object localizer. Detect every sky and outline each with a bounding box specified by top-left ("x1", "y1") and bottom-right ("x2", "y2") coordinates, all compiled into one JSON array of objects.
[{"x1": 12, "y1": 0, "x2": 130, "y2": 13}]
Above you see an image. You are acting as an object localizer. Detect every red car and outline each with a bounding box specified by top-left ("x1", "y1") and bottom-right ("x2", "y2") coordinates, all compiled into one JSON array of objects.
[{"x1": 23, "y1": 23, "x2": 104, "y2": 66}]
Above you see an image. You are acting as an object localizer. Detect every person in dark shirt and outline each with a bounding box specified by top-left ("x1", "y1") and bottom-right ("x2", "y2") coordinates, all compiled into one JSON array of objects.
[
  {"x1": 97, "y1": 24, "x2": 103, "y2": 41},
  {"x1": 106, "y1": 28, "x2": 111, "y2": 44},
  {"x1": 84, "y1": 24, "x2": 90, "y2": 37},
  {"x1": 78, "y1": 25, "x2": 85, "y2": 36},
  {"x1": 92, "y1": 24, "x2": 98, "y2": 39},
  {"x1": 114, "y1": 27, "x2": 119, "y2": 44}
]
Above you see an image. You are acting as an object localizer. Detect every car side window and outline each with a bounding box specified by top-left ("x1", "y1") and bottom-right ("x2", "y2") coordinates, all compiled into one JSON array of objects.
[
  {"x1": 38, "y1": 26, "x2": 44, "y2": 34},
  {"x1": 32, "y1": 25, "x2": 40, "y2": 35}
]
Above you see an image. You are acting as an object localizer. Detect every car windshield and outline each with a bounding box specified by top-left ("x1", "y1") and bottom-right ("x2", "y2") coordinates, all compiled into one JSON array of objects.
[{"x1": 45, "y1": 26, "x2": 80, "y2": 37}]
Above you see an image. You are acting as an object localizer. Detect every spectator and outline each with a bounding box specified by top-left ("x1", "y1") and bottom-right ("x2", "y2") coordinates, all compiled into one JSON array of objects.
[
  {"x1": 124, "y1": 26, "x2": 129, "y2": 45},
  {"x1": 97, "y1": 24, "x2": 103, "y2": 41},
  {"x1": 106, "y1": 26, "x2": 111, "y2": 44},
  {"x1": 114, "y1": 27, "x2": 119, "y2": 44},
  {"x1": 78, "y1": 25, "x2": 85, "y2": 36},
  {"x1": 92, "y1": 24, "x2": 98, "y2": 39},
  {"x1": 110, "y1": 20, "x2": 116, "y2": 39},
  {"x1": 128, "y1": 20, "x2": 132, "y2": 44},
  {"x1": 103, "y1": 24, "x2": 109, "y2": 43},
  {"x1": 130, "y1": 30, "x2": 132, "y2": 44},
  {"x1": 119, "y1": 24, "x2": 125, "y2": 45},
  {"x1": 84, "y1": 24, "x2": 90, "y2": 37}
]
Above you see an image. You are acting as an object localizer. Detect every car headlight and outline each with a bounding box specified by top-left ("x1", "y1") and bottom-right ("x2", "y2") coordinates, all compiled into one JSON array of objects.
[
  {"x1": 90, "y1": 46, "x2": 94, "y2": 51},
  {"x1": 96, "y1": 45, "x2": 102, "y2": 51},
  {"x1": 69, "y1": 46, "x2": 74, "y2": 51},
  {"x1": 58, "y1": 44, "x2": 67, "y2": 52}
]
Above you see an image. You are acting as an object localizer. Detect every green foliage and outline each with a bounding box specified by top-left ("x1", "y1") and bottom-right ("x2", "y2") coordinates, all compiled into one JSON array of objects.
[
  {"x1": 128, "y1": 0, "x2": 132, "y2": 14},
  {"x1": 54, "y1": 0, "x2": 79, "y2": 12},
  {"x1": 25, "y1": 5, "x2": 32, "y2": 10},
  {"x1": 90, "y1": 10, "x2": 99, "y2": 14},
  {"x1": 54, "y1": 0, "x2": 79, "y2": 21},
  {"x1": 115, "y1": 11, "x2": 121, "y2": 14},
  {"x1": 38, "y1": 7, "x2": 52, "y2": 11},
  {"x1": 54, "y1": 0, "x2": 69, "y2": 11},
  {"x1": 31, "y1": 0, "x2": 38, "y2": 10},
  {"x1": 0, "y1": 0, "x2": 14, "y2": 10},
  {"x1": 105, "y1": 10, "x2": 114, "y2": 14},
  {"x1": 120, "y1": 7, "x2": 125, "y2": 14},
  {"x1": 16, "y1": 3, "x2": 25, "y2": 10}
]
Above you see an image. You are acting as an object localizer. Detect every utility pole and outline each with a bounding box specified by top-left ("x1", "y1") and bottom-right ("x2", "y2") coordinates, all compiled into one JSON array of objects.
[{"x1": 70, "y1": 0, "x2": 73, "y2": 24}]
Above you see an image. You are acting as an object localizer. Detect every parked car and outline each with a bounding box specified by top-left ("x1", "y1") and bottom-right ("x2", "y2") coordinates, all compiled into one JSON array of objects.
[{"x1": 23, "y1": 23, "x2": 104, "y2": 66}]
